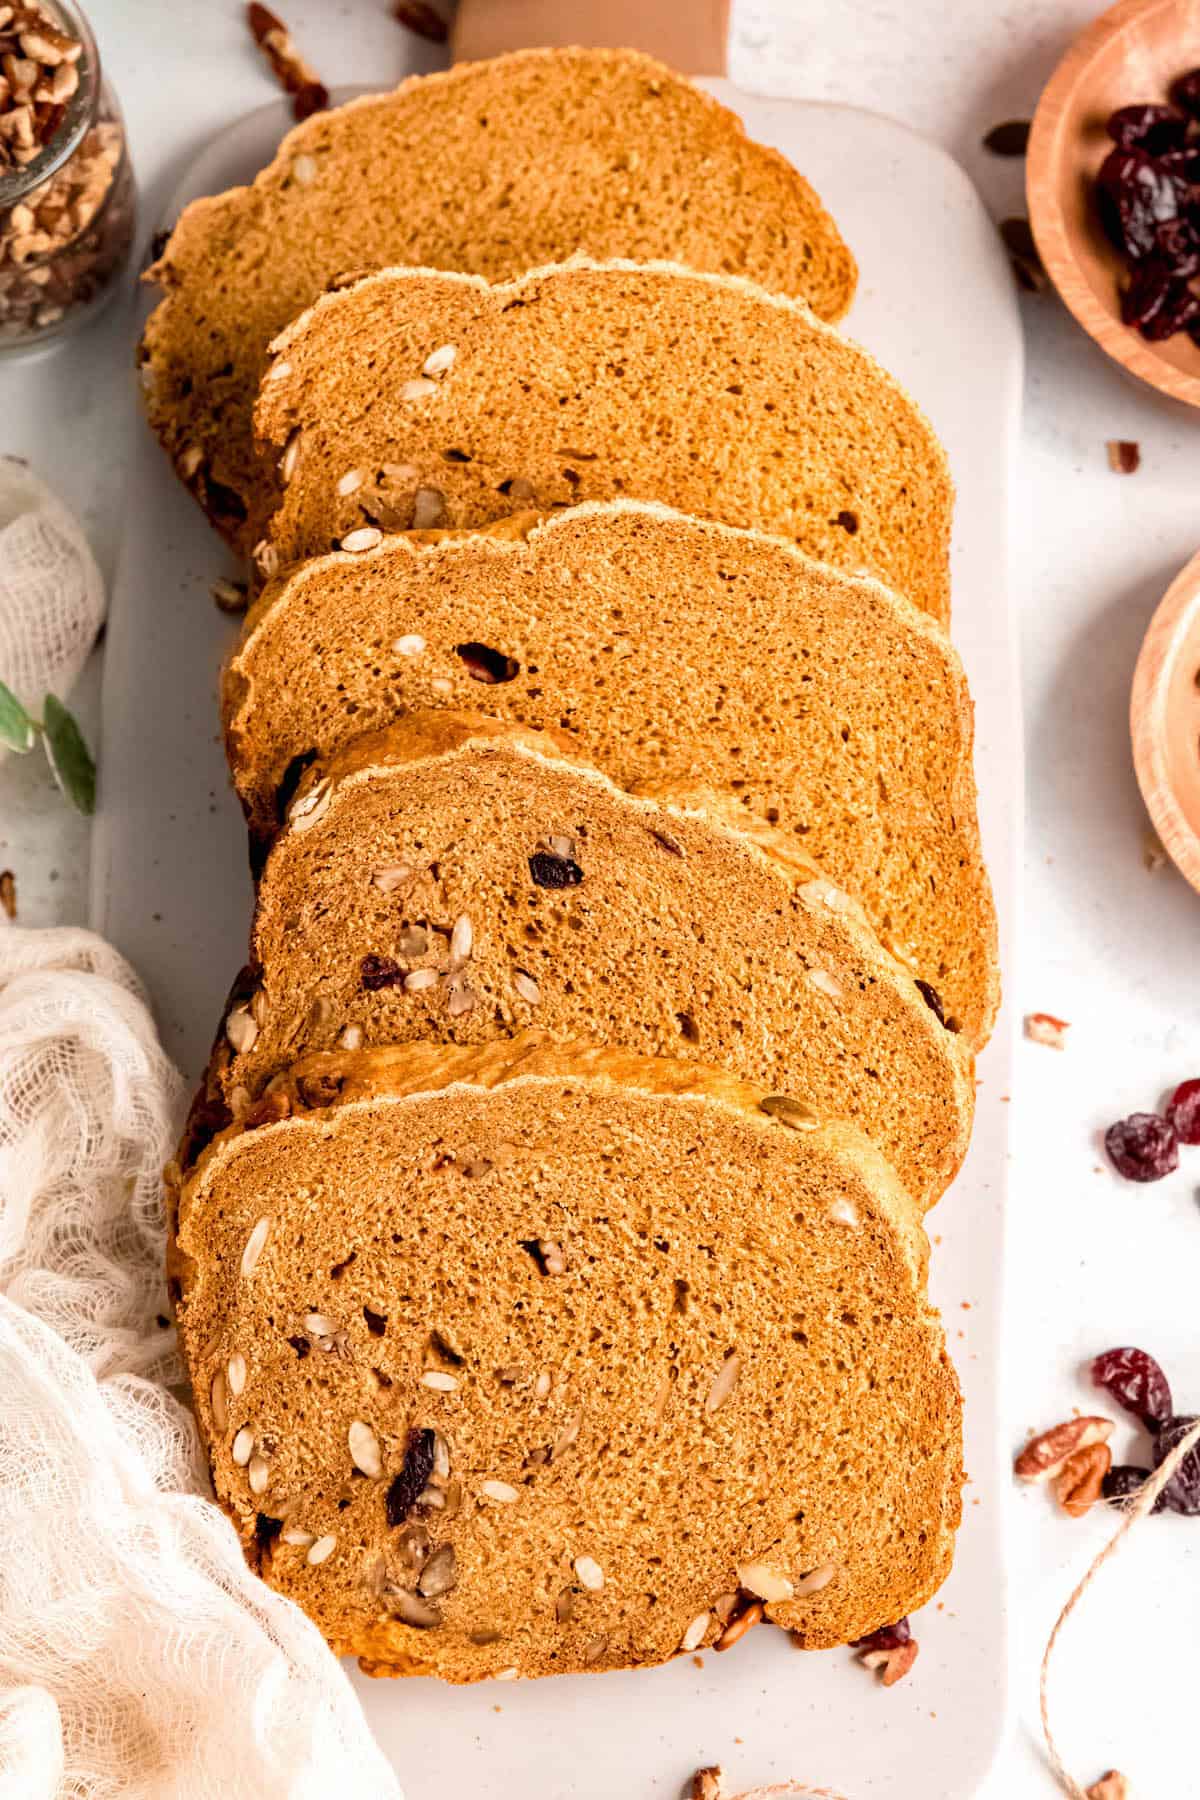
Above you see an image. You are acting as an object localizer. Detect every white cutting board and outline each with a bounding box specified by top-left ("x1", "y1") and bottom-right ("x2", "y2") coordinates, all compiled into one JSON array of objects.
[{"x1": 92, "y1": 81, "x2": 1022, "y2": 1800}]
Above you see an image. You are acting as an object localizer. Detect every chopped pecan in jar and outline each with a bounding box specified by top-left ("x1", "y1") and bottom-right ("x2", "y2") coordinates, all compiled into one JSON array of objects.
[
  {"x1": 0, "y1": 57, "x2": 135, "y2": 351},
  {"x1": 0, "y1": 3, "x2": 84, "y2": 173}
]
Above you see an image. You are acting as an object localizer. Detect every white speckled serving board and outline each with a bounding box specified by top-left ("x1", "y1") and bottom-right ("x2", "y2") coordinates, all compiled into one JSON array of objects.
[{"x1": 92, "y1": 81, "x2": 1021, "y2": 1800}]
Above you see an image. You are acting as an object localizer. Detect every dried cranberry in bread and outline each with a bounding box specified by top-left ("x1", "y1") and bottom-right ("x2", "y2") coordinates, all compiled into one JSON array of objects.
[
  {"x1": 168, "y1": 1035, "x2": 963, "y2": 1681},
  {"x1": 139, "y1": 47, "x2": 855, "y2": 556},
  {"x1": 224, "y1": 503, "x2": 995, "y2": 1046},
  {"x1": 202, "y1": 710, "x2": 972, "y2": 1210},
  {"x1": 252, "y1": 258, "x2": 951, "y2": 623}
]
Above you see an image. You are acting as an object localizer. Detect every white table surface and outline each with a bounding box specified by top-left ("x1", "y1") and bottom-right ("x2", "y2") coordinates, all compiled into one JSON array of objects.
[{"x1": 4, "y1": 3, "x2": 1199, "y2": 1795}]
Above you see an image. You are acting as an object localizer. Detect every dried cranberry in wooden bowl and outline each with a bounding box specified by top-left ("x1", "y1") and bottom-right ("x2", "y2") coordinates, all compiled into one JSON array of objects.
[{"x1": 1028, "y1": 0, "x2": 1200, "y2": 407}]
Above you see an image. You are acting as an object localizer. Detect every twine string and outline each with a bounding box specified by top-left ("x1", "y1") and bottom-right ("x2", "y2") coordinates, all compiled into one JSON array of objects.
[
  {"x1": 725, "y1": 1786, "x2": 848, "y2": 1799},
  {"x1": 695, "y1": 1766, "x2": 849, "y2": 1799},
  {"x1": 1040, "y1": 1414, "x2": 1200, "y2": 1797}
]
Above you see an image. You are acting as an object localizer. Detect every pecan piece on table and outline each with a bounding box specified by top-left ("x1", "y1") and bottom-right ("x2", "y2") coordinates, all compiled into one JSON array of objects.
[
  {"x1": 245, "y1": 3, "x2": 328, "y2": 119},
  {"x1": 1055, "y1": 1442, "x2": 1112, "y2": 1517},
  {"x1": 1087, "y1": 1773, "x2": 1129, "y2": 1800},
  {"x1": 1014, "y1": 1416, "x2": 1114, "y2": 1484},
  {"x1": 858, "y1": 1638, "x2": 920, "y2": 1686}
]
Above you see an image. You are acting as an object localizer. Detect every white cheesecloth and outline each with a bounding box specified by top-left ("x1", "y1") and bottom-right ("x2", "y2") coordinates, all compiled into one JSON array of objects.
[
  {"x1": 0, "y1": 460, "x2": 105, "y2": 739},
  {"x1": 0, "y1": 925, "x2": 402, "y2": 1799}
]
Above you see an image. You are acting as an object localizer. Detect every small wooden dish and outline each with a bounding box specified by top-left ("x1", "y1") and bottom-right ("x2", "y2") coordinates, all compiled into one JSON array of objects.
[
  {"x1": 1132, "y1": 551, "x2": 1200, "y2": 888},
  {"x1": 1028, "y1": 0, "x2": 1200, "y2": 408}
]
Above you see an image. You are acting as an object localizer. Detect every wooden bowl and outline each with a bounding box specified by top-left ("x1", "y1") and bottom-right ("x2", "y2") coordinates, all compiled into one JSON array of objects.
[
  {"x1": 1028, "y1": 0, "x2": 1200, "y2": 408},
  {"x1": 1132, "y1": 550, "x2": 1200, "y2": 888}
]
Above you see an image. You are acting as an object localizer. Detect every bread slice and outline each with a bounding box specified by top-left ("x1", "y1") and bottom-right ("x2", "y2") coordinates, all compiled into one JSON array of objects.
[
  {"x1": 200, "y1": 710, "x2": 972, "y2": 1210},
  {"x1": 224, "y1": 503, "x2": 997, "y2": 1046},
  {"x1": 138, "y1": 47, "x2": 856, "y2": 557},
  {"x1": 168, "y1": 1034, "x2": 963, "y2": 1681},
  {"x1": 251, "y1": 258, "x2": 952, "y2": 624}
]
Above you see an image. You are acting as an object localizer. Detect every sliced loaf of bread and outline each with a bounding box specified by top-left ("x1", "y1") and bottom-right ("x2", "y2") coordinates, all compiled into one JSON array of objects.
[
  {"x1": 252, "y1": 259, "x2": 952, "y2": 623},
  {"x1": 224, "y1": 503, "x2": 997, "y2": 1046},
  {"x1": 200, "y1": 710, "x2": 973, "y2": 1210},
  {"x1": 169, "y1": 1034, "x2": 963, "y2": 1681},
  {"x1": 139, "y1": 48, "x2": 855, "y2": 556}
]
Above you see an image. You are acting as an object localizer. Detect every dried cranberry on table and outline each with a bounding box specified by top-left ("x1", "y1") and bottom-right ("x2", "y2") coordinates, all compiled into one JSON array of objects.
[
  {"x1": 1165, "y1": 1077, "x2": 1200, "y2": 1143},
  {"x1": 999, "y1": 216, "x2": 1047, "y2": 292},
  {"x1": 1103, "y1": 1111, "x2": 1178, "y2": 1181},
  {"x1": 851, "y1": 1616, "x2": 918, "y2": 1685},
  {"x1": 1153, "y1": 1414, "x2": 1200, "y2": 1514},
  {"x1": 1101, "y1": 1464, "x2": 1166, "y2": 1510},
  {"x1": 1090, "y1": 1346, "x2": 1173, "y2": 1430},
  {"x1": 982, "y1": 119, "x2": 1031, "y2": 156},
  {"x1": 850, "y1": 1617, "x2": 911, "y2": 1652}
]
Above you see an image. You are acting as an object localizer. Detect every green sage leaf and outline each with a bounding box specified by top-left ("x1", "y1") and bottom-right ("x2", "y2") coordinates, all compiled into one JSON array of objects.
[
  {"x1": 0, "y1": 679, "x2": 36, "y2": 754},
  {"x1": 41, "y1": 694, "x2": 96, "y2": 815}
]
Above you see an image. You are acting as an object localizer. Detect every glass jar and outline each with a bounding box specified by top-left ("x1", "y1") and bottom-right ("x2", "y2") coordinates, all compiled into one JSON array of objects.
[{"x1": 0, "y1": 0, "x2": 136, "y2": 350}]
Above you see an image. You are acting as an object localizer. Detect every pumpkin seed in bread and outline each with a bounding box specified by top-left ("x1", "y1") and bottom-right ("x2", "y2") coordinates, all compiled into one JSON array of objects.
[
  {"x1": 253, "y1": 258, "x2": 951, "y2": 624},
  {"x1": 139, "y1": 47, "x2": 856, "y2": 557},
  {"x1": 169, "y1": 1035, "x2": 963, "y2": 1681},
  {"x1": 224, "y1": 503, "x2": 996, "y2": 1045},
  {"x1": 203, "y1": 710, "x2": 973, "y2": 1210}
]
